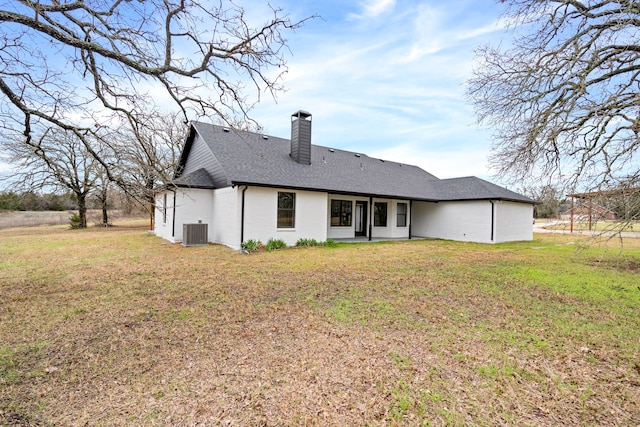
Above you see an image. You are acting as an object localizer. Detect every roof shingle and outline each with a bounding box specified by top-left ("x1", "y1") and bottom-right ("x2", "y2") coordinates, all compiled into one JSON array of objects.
[{"x1": 176, "y1": 121, "x2": 533, "y2": 204}]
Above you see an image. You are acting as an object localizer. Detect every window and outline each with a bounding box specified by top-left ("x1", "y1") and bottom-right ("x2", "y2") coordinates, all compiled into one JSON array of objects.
[
  {"x1": 374, "y1": 202, "x2": 387, "y2": 227},
  {"x1": 397, "y1": 203, "x2": 407, "y2": 227},
  {"x1": 162, "y1": 193, "x2": 167, "y2": 224},
  {"x1": 330, "y1": 200, "x2": 352, "y2": 226},
  {"x1": 277, "y1": 192, "x2": 295, "y2": 228}
]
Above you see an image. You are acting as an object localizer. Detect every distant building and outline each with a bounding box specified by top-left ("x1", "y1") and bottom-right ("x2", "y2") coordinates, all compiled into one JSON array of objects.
[{"x1": 560, "y1": 201, "x2": 617, "y2": 222}]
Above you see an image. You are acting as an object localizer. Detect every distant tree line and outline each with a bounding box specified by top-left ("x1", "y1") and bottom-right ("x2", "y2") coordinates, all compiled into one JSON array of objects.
[
  {"x1": 0, "y1": 191, "x2": 77, "y2": 212},
  {"x1": 0, "y1": 112, "x2": 186, "y2": 228},
  {"x1": 0, "y1": 189, "x2": 143, "y2": 215}
]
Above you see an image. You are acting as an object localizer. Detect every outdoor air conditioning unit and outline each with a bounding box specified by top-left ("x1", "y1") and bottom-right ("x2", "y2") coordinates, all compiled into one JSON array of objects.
[{"x1": 182, "y1": 223, "x2": 208, "y2": 247}]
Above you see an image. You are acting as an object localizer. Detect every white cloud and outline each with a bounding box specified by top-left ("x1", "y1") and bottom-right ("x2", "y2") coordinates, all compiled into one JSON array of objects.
[
  {"x1": 397, "y1": 3, "x2": 507, "y2": 64},
  {"x1": 369, "y1": 142, "x2": 493, "y2": 180},
  {"x1": 249, "y1": 0, "x2": 510, "y2": 179},
  {"x1": 349, "y1": 0, "x2": 396, "y2": 19},
  {"x1": 403, "y1": 5, "x2": 447, "y2": 60}
]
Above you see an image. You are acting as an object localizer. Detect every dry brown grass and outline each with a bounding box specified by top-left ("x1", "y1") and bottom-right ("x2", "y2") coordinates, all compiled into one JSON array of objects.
[
  {"x1": 1, "y1": 224, "x2": 639, "y2": 426},
  {"x1": 0, "y1": 210, "x2": 147, "y2": 229}
]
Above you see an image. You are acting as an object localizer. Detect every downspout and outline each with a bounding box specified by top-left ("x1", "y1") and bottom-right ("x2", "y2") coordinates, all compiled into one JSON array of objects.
[
  {"x1": 240, "y1": 185, "x2": 248, "y2": 246},
  {"x1": 171, "y1": 189, "x2": 177, "y2": 238},
  {"x1": 490, "y1": 200, "x2": 495, "y2": 242},
  {"x1": 368, "y1": 196, "x2": 373, "y2": 241},
  {"x1": 408, "y1": 200, "x2": 413, "y2": 240}
]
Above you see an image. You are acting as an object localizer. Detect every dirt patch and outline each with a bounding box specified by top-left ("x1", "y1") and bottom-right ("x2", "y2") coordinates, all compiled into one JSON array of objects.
[{"x1": 586, "y1": 256, "x2": 640, "y2": 273}]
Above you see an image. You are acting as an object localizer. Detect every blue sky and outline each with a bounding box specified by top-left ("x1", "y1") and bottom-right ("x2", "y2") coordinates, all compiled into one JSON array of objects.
[
  {"x1": 247, "y1": 0, "x2": 510, "y2": 181},
  {"x1": 0, "y1": 0, "x2": 512, "y2": 184}
]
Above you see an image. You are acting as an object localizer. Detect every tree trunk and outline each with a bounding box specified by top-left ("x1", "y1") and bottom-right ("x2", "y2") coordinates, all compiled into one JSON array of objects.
[
  {"x1": 149, "y1": 198, "x2": 155, "y2": 231},
  {"x1": 78, "y1": 195, "x2": 88, "y2": 228},
  {"x1": 146, "y1": 177, "x2": 155, "y2": 231},
  {"x1": 102, "y1": 196, "x2": 109, "y2": 225},
  {"x1": 97, "y1": 186, "x2": 109, "y2": 226}
]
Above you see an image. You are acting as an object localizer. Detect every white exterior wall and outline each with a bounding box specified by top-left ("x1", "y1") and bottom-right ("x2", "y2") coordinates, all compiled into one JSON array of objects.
[
  {"x1": 154, "y1": 188, "x2": 214, "y2": 243},
  {"x1": 372, "y1": 198, "x2": 410, "y2": 239},
  {"x1": 243, "y1": 187, "x2": 328, "y2": 247},
  {"x1": 494, "y1": 201, "x2": 533, "y2": 242},
  {"x1": 411, "y1": 200, "x2": 494, "y2": 243},
  {"x1": 412, "y1": 200, "x2": 533, "y2": 243},
  {"x1": 154, "y1": 190, "x2": 176, "y2": 242},
  {"x1": 173, "y1": 188, "x2": 214, "y2": 242},
  {"x1": 154, "y1": 185, "x2": 533, "y2": 249},
  {"x1": 210, "y1": 186, "x2": 241, "y2": 249}
]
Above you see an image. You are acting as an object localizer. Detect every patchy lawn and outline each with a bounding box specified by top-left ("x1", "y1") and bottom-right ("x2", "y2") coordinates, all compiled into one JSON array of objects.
[{"x1": 1, "y1": 224, "x2": 639, "y2": 426}]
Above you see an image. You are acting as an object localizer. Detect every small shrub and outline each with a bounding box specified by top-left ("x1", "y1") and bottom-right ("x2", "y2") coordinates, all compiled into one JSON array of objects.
[
  {"x1": 295, "y1": 238, "x2": 337, "y2": 248},
  {"x1": 323, "y1": 238, "x2": 337, "y2": 247},
  {"x1": 296, "y1": 238, "x2": 319, "y2": 247},
  {"x1": 69, "y1": 213, "x2": 82, "y2": 229},
  {"x1": 241, "y1": 239, "x2": 260, "y2": 252},
  {"x1": 265, "y1": 238, "x2": 286, "y2": 251}
]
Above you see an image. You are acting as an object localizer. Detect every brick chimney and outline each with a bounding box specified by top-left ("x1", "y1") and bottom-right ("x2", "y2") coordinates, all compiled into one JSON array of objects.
[{"x1": 290, "y1": 110, "x2": 312, "y2": 165}]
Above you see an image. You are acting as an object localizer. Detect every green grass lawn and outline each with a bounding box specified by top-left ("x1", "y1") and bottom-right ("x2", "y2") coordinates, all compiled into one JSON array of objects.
[{"x1": 1, "y1": 223, "x2": 639, "y2": 426}]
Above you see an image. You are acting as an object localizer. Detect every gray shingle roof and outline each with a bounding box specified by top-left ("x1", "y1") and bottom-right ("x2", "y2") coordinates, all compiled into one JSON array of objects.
[
  {"x1": 173, "y1": 167, "x2": 215, "y2": 188},
  {"x1": 175, "y1": 121, "x2": 533, "y2": 204},
  {"x1": 432, "y1": 176, "x2": 533, "y2": 202}
]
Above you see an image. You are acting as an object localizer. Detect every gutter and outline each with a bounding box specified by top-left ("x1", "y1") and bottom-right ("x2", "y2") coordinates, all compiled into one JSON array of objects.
[
  {"x1": 229, "y1": 181, "x2": 533, "y2": 205},
  {"x1": 230, "y1": 180, "x2": 442, "y2": 203}
]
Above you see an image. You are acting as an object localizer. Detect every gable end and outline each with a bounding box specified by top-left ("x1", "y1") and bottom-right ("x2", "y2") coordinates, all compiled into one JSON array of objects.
[{"x1": 176, "y1": 125, "x2": 229, "y2": 188}]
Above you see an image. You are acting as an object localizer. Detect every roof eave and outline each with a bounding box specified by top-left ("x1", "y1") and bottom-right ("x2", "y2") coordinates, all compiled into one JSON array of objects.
[
  {"x1": 229, "y1": 180, "x2": 440, "y2": 202},
  {"x1": 174, "y1": 184, "x2": 217, "y2": 190},
  {"x1": 437, "y1": 197, "x2": 534, "y2": 203}
]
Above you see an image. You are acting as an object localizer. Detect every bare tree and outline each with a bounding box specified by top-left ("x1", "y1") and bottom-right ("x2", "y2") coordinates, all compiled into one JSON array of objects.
[
  {"x1": 109, "y1": 112, "x2": 187, "y2": 228},
  {"x1": 93, "y1": 173, "x2": 111, "y2": 226},
  {"x1": 467, "y1": 0, "x2": 640, "y2": 193},
  {"x1": 0, "y1": 0, "x2": 312, "y2": 185},
  {"x1": 524, "y1": 184, "x2": 564, "y2": 219},
  {"x1": 1, "y1": 129, "x2": 106, "y2": 228}
]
